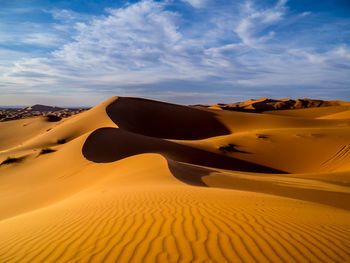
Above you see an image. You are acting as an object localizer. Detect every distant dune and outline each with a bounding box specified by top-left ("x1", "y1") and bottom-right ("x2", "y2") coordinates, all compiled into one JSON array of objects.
[
  {"x1": 1, "y1": 96, "x2": 350, "y2": 262},
  {"x1": 196, "y1": 98, "x2": 350, "y2": 112},
  {"x1": 0, "y1": 104, "x2": 88, "y2": 122}
]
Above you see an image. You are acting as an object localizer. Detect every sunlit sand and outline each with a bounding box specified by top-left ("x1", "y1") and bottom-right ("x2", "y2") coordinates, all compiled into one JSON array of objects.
[{"x1": 1, "y1": 97, "x2": 350, "y2": 262}]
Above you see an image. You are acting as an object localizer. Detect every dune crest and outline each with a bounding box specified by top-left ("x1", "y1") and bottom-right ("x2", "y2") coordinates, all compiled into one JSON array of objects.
[{"x1": 1, "y1": 96, "x2": 350, "y2": 262}]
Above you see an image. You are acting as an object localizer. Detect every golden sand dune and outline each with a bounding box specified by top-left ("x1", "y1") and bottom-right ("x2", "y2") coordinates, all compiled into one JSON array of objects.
[
  {"x1": 200, "y1": 98, "x2": 350, "y2": 112},
  {"x1": 0, "y1": 97, "x2": 350, "y2": 262}
]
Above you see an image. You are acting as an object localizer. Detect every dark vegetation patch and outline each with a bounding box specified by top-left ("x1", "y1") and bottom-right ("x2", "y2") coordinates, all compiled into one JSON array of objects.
[
  {"x1": 46, "y1": 114, "x2": 62, "y2": 122},
  {"x1": 39, "y1": 148, "x2": 56, "y2": 156},
  {"x1": 256, "y1": 134, "x2": 269, "y2": 139},
  {"x1": 219, "y1": 144, "x2": 249, "y2": 154},
  {"x1": 0, "y1": 156, "x2": 25, "y2": 166},
  {"x1": 57, "y1": 138, "x2": 67, "y2": 144}
]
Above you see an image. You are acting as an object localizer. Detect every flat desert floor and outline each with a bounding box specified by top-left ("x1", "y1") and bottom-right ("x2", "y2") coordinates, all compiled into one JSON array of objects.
[{"x1": 1, "y1": 97, "x2": 350, "y2": 262}]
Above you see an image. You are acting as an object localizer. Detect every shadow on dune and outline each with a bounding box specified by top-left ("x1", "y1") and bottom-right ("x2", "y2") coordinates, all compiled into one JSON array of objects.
[
  {"x1": 204, "y1": 173, "x2": 350, "y2": 211},
  {"x1": 82, "y1": 128, "x2": 350, "y2": 210},
  {"x1": 106, "y1": 97, "x2": 231, "y2": 140},
  {"x1": 167, "y1": 160, "x2": 214, "y2": 186},
  {"x1": 167, "y1": 160, "x2": 350, "y2": 210},
  {"x1": 82, "y1": 127, "x2": 286, "y2": 174}
]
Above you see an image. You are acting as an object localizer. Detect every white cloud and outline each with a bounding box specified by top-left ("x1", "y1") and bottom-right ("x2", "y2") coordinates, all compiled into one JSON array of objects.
[
  {"x1": 300, "y1": 11, "x2": 311, "y2": 17},
  {"x1": 234, "y1": 0, "x2": 287, "y2": 48},
  {"x1": 22, "y1": 33, "x2": 65, "y2": 47},
  {"x1": 51, "y1": 0, "x2": 181, "y2": 70},
  {"x1": 0, "y1": 21, "x2": 67, "y2": 49},
  {"x1": 181, "y1": 0, "x2": 207, "y2": 8},
  {"x1": 49, "y1": 9, "x2": 89, "y2": 22},
  {"x1": 333, "y1": 46, "x2": 350, "y2": 60},
  {"x1": 287, "y1": 49, "x2": 325, "y2": 64},
  {"x1": 0, "y1": 0, "x2": 349, "y2": 105}
]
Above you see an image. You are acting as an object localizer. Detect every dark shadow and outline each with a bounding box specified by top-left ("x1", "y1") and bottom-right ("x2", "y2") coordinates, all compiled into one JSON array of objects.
[
  {"x1": 167, "y1": 159, "x2": 350, "y2": 210},
  {"x1": 106, "y1": 97, "x2": 231, "y2": 140},
  {"x1": 203, "y1": 173, "x2": 350, "y2": 211},
  {"x1": 57, "y1": 139, "x2": 67, "y2": 144},
  {"x1": 220, "y1": 107, "x2": 265, "y2": 113},
  {"x1": 167, "y1": 160, "x2": 214, "y2": 186},
  {"x1": 82, "y1": 127, "x2": 286, "y2": 174},
  {"x1": 0, "y1": 156, "x2": 26, "y2": 166}
]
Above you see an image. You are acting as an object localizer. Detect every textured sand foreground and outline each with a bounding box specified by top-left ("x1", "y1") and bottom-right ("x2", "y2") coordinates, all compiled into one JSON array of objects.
[{"x1": 1, "y1": 97, "x2": 350, "y2": 262}]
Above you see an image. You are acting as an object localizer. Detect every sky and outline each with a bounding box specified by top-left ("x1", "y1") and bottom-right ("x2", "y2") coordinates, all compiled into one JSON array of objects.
[{"x1": 0, "y1": 0, "x2": 350, "y2": 106}]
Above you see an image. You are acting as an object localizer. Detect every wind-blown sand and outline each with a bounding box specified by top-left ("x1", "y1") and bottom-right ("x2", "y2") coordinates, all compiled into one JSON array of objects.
[{"x1": 0, "y1": 96, "x2": 350, "y2": 262}]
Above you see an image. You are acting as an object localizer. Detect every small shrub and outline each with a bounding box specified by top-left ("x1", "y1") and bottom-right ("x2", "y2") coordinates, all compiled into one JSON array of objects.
[
  {"x1": 46, "y1": 115, "x2": 61, "y2": 122},
  {"x1": 0, "y1": 156, "x2": 25, "y2": 166},
  {"x1": 57, "y1": 139, "x2": 66, "y2": 144},
  {"x1": 219, "y1": 144, "x2": 249, "y2": 154},
  {"x1": 256, "y1": 134, "x2": 269, "y2": 139},
  {"x1": 39, "y1": 148, "x2": 56, "y2": 155}
]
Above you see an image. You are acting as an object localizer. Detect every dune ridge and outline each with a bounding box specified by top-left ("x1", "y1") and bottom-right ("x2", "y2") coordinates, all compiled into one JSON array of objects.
[{"x1": 1, "y1": 96, "x2": 350, "y2": 262}]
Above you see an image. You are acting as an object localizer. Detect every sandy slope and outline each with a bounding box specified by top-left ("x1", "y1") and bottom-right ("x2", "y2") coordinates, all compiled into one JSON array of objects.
[
  {"x1": 0, "y1": 117, "x2": 57, "y2": 151},
  {"x1": 1, "y1": 97, "x2": 350, "y2": 262}
]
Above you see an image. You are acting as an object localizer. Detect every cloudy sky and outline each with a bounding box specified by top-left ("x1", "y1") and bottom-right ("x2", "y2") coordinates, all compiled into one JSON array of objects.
[{"x1": 1, "y1": 0, "x2": 350, "y2": 106}]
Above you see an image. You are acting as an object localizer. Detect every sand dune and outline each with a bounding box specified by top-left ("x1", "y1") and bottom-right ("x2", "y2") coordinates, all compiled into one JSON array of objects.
[
  {"x1": 106, "y1": 97, "x2": 231, "y2": 139},
  {"x1": 1, "y1": 96, "x2": 350, "y2": 262},
  {"x1": 196, "y1": 98, "x2": 350, "y2": 112}
]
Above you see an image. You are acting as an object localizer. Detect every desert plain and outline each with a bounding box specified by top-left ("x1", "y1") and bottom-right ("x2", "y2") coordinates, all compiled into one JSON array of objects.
[{"x1": 1, "y1": 96, "x2": 350, "y2": 262}]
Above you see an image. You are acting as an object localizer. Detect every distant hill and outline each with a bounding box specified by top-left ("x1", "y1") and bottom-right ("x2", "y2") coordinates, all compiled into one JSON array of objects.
[
  {"x1": 26, "y1": 104, "x2": 65, "y2": 112},
  {"x1": 0, "y1": 104, "x2": 89, "y2": 122}
]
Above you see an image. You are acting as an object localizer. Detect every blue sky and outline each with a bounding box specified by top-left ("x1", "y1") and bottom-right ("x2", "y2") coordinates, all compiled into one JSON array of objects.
[{"x1": 0, "y1": 0, "x2": 349, "y2": 106}]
